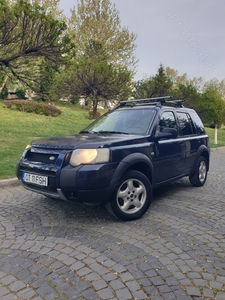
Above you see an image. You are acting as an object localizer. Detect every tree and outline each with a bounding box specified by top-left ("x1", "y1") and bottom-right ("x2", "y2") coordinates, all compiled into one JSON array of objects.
[
  {"x1": 0, "y1": 0, "x2": 71, "y2": 89},
  {"x1": 30, "y1": 0, "x2": 64, "y2": 19},
  {"x1": 0, "y1": 71, "x2": 8, "y2": 93},
  {"x1": 68, "y1": 0, "x2": 137, "y2": 73},
  {"x1": 133, "y1": 64, "x2": 172, "y2": 99},
  {"x1": 15, "y1": 87, "x2": 26, "y2": 99},
  {"x1": 54, "y1": 52, "x2": 132, "y2": 118},
  {"x1": 196, "y1": 86, "x2": 225, "y2": 144},
  {"x1": 166, "y1": 67, "x2": 205, "y2": 92},
  {"x1": 203, "y1": 78, "x2": 225, "y2": 99},
  {"x1": 170, "y1": 83, "x2": 200, "y2": 108},
  {"x1": 9, "y1": 0, "x2": 65, "y2": 19},
  {"x1": 132, "y1": 77, "x2": 155, "y2": 99},
  {"x1": 165, "y1": 67, "x2": 179, "y2": 87},
  {"x1": 35, "y1": 59, "x2": 59, "y2": 102},
  {"x1": 151, "y1": 64, "x2": 173, "y2": 97},
  {"x1": 57, "y1": 0, "x2": 136, "y2": 117}
]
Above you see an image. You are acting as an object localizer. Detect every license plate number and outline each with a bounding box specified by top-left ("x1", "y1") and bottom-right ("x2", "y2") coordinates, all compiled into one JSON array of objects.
[{"x1": 22, "y1": 173, "x2": 48, "y2": 186}]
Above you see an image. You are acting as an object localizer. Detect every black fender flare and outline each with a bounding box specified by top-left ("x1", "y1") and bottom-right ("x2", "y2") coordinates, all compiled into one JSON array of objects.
[
  {"x1": 190, "y1": 145, "x2": 210, "y2": 174},
  {"x1": 110, "y1": 153, "x2": 154, "y2": 189}
]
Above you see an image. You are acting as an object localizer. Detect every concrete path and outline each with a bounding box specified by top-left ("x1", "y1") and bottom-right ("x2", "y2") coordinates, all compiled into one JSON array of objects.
[{"x1": 0, "y1": 148, "x2": 225, "y2": 299}]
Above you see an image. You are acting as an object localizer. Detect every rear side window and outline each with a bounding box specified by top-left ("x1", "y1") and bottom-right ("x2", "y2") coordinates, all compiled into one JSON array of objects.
[
  {"x1": 177, "y1": 112, "x2": 196, "y2": 136},
  {"x1": 189, "y1": 111, "x2": 206, "y2": 135}
]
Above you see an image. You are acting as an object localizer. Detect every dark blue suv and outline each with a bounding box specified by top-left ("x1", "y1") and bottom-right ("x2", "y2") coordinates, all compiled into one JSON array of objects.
[{"x1": 16, "y1": 97, "x2": 210, "y2": 221}]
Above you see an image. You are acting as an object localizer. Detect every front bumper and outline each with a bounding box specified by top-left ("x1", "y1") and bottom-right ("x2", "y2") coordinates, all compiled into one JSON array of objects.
[{"x1": 16, "y1": 150, "x2": 119, "y2": 203}]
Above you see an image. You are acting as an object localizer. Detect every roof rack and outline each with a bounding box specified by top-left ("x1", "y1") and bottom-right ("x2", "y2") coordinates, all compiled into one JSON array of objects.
[{"x1": 119, "y1": 96, "x2": 184, "y2": 108}]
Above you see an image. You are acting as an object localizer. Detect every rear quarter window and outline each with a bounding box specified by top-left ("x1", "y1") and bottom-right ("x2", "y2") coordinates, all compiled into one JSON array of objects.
[
  {"x1": 177, "y1": 112, "x2": 196, "y2": 136},
  {"x1": 189, "y1": 111, "x2": 206, "y2": 135}
]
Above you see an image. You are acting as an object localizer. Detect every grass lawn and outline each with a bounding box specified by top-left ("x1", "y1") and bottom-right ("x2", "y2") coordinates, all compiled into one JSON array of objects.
[
  {"x1": 0, "y1": 100, "x2": 224, "y2": 179},
  {"x1": 204, "y1": 127, "x2": 225, "y2": 148},
  {"x1": 0, "y1": 101, "x2": 92, "y2": 179}
]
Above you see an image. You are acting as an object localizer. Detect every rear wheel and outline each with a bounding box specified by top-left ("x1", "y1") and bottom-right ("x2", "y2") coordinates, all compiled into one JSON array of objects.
[
  {"x1": 106, "y1": 170, "x2": 152, "y2": 221},
  {"x1": 189, "y1": 156, "x2": 208, "y2": 187}
]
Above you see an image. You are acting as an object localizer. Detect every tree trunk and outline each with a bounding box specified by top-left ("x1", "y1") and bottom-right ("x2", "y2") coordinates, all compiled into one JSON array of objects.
[
  {"x1": 87, "y1": 98, "x2": 91, "y2": 110},
  {"x1": 214, "y1": 122, "x2": 218, "y2": 144},
  {"x1": 92, "y1": 99, "x2": 98, "y2": 119}
]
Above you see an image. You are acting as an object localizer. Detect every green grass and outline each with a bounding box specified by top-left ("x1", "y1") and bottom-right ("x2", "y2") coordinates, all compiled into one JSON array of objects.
[
  {"x1": 205, "y1": 127, "x2": 225, "y2": 148},
  {"x1": 0, "y1": 100, "x2": 224, "y2": 179},
  {"x1": 0, "y1": 101, "x2": 92, "y2": 179}
]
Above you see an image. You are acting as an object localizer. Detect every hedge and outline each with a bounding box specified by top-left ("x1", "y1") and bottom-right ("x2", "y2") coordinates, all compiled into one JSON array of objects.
[{"x1": 4, "y1": 100, "x2": 61, "y2": 117}]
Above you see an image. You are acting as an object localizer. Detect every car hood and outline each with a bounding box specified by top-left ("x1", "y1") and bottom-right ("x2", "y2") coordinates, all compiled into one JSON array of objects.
[{"x1": 30, "y1": 133, "x2": 149, "y2": 150}]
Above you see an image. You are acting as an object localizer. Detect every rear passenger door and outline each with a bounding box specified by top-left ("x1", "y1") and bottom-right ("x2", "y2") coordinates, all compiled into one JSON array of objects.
[
  {"x1": 176, "y1": 112, "x2": 197, "y2": 172},
  {"x1": 154, "y1": 111, "x2": 186, "y2": 183}
]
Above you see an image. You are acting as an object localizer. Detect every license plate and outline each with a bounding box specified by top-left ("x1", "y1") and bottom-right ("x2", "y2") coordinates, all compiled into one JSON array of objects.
[{"x1": 22, "y1": 172, "x2": 48, "y2": 187}]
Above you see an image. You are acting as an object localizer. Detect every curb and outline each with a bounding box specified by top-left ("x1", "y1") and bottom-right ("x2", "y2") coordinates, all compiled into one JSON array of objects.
[{"x1": 0, "y1": 178, "x2": 20, "y2": 188}]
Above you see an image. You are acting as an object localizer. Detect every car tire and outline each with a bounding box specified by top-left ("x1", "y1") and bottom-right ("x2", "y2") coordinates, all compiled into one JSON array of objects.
[
  {"x1": 106, "y1": 170, "x2": 152, "y2": 221},
  {"x1": 189, "y1": 156, "x2": 208, "y2": 187}
]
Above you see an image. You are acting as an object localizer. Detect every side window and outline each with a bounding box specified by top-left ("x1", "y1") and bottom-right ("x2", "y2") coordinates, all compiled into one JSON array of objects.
[
  {"x1": 177, "y1": 112, "x2": 196, "y2": 136},
  {"x1": 189, "y1": 111, "x2": 206, "y2": 135},
  {"x1": 159, "y1": 111, "x2": 177, "y2": 132}
]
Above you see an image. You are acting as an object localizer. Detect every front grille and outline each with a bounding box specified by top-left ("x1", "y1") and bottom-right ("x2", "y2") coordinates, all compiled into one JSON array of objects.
[{"x1": 26, "y1": 152, "x2": 59, "y2": 164}]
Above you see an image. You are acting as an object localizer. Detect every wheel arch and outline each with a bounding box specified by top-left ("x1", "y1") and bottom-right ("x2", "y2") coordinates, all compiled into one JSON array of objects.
[
  {"x1": 190, "y1": 145, "x2": 210, "y2": 175},
  {"x1": 111, "y1": 153, "x2": 154, "y2": 188}
]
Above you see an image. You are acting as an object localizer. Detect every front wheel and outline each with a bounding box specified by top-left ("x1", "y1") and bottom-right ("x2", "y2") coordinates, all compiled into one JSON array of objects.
[
  {"x1": 106, "y1": 170, "x2": 152, "y2": 221},
  {"x1": 189, "y1": 156, "x2": 208, "y2": 187}
]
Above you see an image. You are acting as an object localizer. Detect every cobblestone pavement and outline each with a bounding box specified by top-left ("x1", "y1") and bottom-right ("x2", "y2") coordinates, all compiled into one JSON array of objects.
[{"x1": 0, "y1": 148, "x2": 225, "y2": 300}]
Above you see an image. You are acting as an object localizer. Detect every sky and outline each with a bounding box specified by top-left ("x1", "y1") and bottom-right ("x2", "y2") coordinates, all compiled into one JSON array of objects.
[{"x1": 59, "y1": 0, "x2": 225, "y2": 82}]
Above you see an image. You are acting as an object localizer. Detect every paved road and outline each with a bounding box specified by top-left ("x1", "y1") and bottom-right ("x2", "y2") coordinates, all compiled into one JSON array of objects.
[{"x1": 0, "y1": 148, "x2": 225, "y2": 300}]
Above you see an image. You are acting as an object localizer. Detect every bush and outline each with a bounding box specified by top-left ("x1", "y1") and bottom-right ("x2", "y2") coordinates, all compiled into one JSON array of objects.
[
  {"x1": 15, "y1": 88, "x2": 26, "y2": 99},
  {"x1": 4, "y1": 100, "x2": 61, "y2": 116}
]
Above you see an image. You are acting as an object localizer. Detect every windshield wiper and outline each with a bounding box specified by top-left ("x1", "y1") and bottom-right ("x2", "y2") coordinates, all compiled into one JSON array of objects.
[
  {"x1": 98, "y1": 131, "x2": 129, "y2": 135},
  {"x1": 79, "y1": 130, "x2": 98, "y2": 134}
]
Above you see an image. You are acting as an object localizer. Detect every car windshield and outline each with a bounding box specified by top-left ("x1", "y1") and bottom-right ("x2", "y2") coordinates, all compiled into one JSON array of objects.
[{"x1": 82, "y1": 107, "x2": 156, "y2": 135}]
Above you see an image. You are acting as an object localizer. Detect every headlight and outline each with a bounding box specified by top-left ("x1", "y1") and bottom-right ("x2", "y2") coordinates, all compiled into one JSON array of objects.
[
  {"x1": 25, "y1": 144, "x2": 31, "y2": 150},
  {"x1": 70, "y1": 148, "x2": 110, "y2": 166},
  {"x1": 21, "y1": 144, "x2": 31, "y2": 158}
]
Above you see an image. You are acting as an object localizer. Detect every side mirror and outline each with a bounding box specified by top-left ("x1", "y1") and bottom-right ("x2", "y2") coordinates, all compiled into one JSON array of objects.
[{"x1": 156, "y1": 127, "x2": 177, "y2": 139}]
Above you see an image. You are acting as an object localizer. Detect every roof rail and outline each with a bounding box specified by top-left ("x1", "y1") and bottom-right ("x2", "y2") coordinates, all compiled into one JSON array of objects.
[
  {"x1": 120, "y1": 96, "x2": 171, "y2": 106},
  {"x1": 119, "y1": 96, "x2": 184, "y2": 108}
]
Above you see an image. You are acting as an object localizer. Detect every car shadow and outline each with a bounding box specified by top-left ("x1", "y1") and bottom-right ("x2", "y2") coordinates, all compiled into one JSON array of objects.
[
  {"x1": 43, "y1": 195, "x2": 115, "y2": 223},
  {"x1": 40, "y1": 178, "x2": 192, "y2": 224}
]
